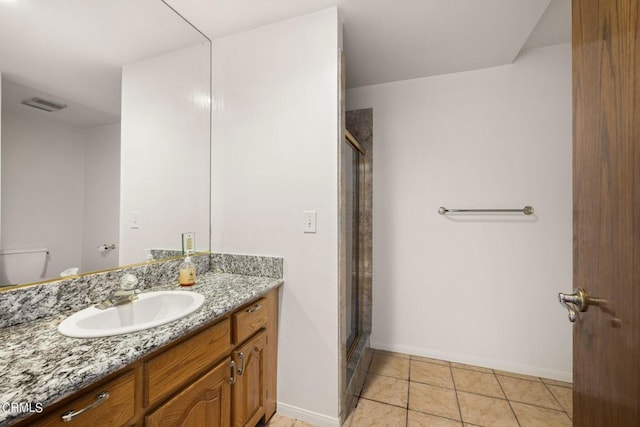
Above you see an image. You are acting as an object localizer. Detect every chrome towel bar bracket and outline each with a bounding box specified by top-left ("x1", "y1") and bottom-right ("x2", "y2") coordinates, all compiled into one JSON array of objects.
[{"x1": 438, "y1": 206, "x2": 534, "y2": 215}]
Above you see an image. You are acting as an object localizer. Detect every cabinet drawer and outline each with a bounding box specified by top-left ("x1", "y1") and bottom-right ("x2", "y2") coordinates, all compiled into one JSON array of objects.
[
  {"x1": 35, "y1": 371, "x2": 135, "y2": 427},
  {"x1": 233, "y1": 298, "x2": 268, "y2": 344},
  {"x1": 145, "y1": 318, "x2": 231, "y2": 406}
]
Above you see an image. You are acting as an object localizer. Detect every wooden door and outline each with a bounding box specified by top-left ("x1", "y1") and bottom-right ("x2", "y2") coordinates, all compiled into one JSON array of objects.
[
  {"x1": 145, "y1": 359, "x2": 232, "y2": 427},
  {"x1": 233, "y1": 332, "x2": 266, "y2": 427},
  {"x1": 573, "y1": 0, "x2": 640, "y2": 424}
]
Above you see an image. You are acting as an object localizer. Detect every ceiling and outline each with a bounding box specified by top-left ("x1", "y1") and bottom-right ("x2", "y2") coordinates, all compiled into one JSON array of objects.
[
  {"x1": 0, "y1": 0, "x2": 206, "y2": 121},
  {"x1": 0, "y1": 0, "x2": 571, "y2": 124},
  {"x1": 168, "y1": 0, "x2": 571, "y2": 88},
  {"x1": 523, "y1": 0, "x2": 571, "y2": 50}
]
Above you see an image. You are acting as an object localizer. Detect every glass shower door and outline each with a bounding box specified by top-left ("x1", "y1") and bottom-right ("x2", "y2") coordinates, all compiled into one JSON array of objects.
[{"x1": 345, "y1": 132, "x2": 364, "y2": 372}]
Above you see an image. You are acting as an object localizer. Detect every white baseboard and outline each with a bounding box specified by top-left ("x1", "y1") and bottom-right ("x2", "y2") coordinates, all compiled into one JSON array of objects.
[
  {"x1": 370, "y1": 341, "x2": 573, "y2": 383},
  {"x1": 276, "y1": 402, "x2": 340, "y2": 427}
]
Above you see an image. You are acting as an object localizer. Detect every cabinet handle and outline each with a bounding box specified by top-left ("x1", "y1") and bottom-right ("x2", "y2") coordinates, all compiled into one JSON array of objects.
[
  {"x1": 229, "y1": 360, "x2": 237, "y2": 385},
  {"x1": 60, "y1": 391, "x2": 109, "y2": 422},
  {"x1": 246, "y1": 303, "x2": 262, "y2": 313},
  {"x1": 237, "y1": 352, "x2": 245, "y2": 375}
]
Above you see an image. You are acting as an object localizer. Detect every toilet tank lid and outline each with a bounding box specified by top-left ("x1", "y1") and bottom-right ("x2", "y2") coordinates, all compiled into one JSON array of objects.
[{"x1": 0, "y1": 248, "x2": 49, "y2": 255}]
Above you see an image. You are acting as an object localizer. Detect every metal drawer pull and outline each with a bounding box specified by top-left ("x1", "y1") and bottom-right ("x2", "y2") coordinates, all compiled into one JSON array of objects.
[
  {"x1": 229, "y1": 360, "x2": 237, "y2": 385},
  {"x1": 237, "y1": 352, "x2": 245, "y2": 375},
  {"x1": 246, "y1": 303, "x2": 262, "y2": 313},
  {"x1": 61, "y1": 391, "x2": 109, "y2": 422}
]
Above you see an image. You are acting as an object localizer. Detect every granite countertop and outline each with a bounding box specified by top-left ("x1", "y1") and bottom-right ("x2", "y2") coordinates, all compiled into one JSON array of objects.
[{"x1": 0, "y1": 272, "x2": 283, "y2": 425}]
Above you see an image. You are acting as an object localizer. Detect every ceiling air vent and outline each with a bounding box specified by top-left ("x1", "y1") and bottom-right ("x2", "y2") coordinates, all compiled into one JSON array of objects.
[{"x1": 21, "y1": 97, "x2": 67, "y2": 112}]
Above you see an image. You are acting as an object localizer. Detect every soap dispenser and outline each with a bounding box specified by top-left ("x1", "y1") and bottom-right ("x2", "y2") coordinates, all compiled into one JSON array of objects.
[{"x1": 179, "y1": 255, "x2": 196, "y2": 287}]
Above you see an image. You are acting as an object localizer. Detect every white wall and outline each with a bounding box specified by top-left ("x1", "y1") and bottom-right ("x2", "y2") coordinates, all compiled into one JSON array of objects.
[
  {"x1": 0, "y1": 108, "x2": 85, "y2": 280},
  {"x1": 347, "y1": 44, "x2": 573, "y2": 380},
  {"x1": 120, "y1": 42, "x2": 210, "y2": 265},
  {"x1": 82, "y1": 123, "x2": 120, "y2": 272},
  {"x1": 211, "y1": 8, "x2": 341, "y2": 425},
  {"x1": 0, "y1": 75, "x2": 2, "y2": 248}
]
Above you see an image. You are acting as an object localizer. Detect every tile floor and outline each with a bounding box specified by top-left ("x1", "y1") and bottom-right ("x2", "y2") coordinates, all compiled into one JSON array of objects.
[{"x1": 263, "y1": 349, "x2": 573, "y2": 427}]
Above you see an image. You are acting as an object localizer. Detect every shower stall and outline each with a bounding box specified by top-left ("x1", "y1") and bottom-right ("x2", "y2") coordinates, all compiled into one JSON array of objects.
[{"x1": 341, "y1": 109, "x2": 373, "y2": 421}]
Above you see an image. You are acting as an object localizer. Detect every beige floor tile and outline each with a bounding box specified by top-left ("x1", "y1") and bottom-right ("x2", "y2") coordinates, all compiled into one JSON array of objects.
[
  {"x1": 369, "y1": 354, "x2": 410, "y2": 379},
  {"x1": 409, "y1": 382, "x2": 460, "y2": 421},
  {"x1": 497, "y1": 375, "x2": 562, "y2": 410},
  {"x1": 493, "y1": 370, "x2": 542, "y2": 382},
  {"x1": 450, "y1": 362, "x2": 493, "y2": 373},
  {"x1": 262, "y1": 413, "x2": 296, "y2": 427},
  {"x1": 374, "y1": 349, "x2": 411, "y2": 359},
  {"x1": 293, "y1": 421, "x2": 317, "y2": 427},
  {"x1": 511, "y1": 401, "x2": 572, "y2": 427},
  {"x1": 452, "y1": 368, "x2": 505, "y2": 398},
  {"x1": 345, "y1": 398, "x2": 407, "y2": 427},
  {"x1": 546, "y1": 384, "x2": 573, "y2": 416},
  {"x1": 411, "y1": 355, "x2": 450, "y2": 366},
  {"x1": 457, "y1": 391, "x2": 518, "y2": 427},
  {"x1": 408, "y1": 410, "x2": 462, "y2": 426},
  {"x1": 411, "y1": 360, "x2": 454, "y2": 389},
  {"x1": 542, "y1": 377, "x2": 573, "y2": 389},
  {"x1": 361, "y1": 373, "x2": 409, "y2": 407}
]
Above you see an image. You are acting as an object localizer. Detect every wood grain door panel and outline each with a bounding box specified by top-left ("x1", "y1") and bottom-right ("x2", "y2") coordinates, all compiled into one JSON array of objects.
[
  {"x1": 233, "y1": 332, "x2": 266, "y2": 427},
  {"x1": 573, "y1": 0, "x2": 640, "y2": 424},
  {"x1": 145, "y1": 359, "x2": 232, "y2": 427}
]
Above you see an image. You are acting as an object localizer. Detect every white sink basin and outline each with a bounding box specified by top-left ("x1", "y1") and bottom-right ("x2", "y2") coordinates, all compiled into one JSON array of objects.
[{"x1": 58, "y1": 291, "x2": 205, "y2": 338}]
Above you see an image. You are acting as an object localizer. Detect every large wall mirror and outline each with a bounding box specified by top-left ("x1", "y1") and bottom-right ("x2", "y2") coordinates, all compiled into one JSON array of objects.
[{"x1": 0, "y1": 0, "x2": 211, "y2": 289}]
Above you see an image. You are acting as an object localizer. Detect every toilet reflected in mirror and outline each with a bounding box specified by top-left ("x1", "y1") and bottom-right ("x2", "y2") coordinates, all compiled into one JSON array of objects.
[{"x1": 0, "y1": 248, "x2": 48, "y2": 287}]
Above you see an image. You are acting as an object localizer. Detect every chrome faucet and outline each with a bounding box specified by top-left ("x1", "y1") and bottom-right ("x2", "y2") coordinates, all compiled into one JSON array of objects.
[{"x1": 96, "y1": 274, "x2": 140, "y2": 310}]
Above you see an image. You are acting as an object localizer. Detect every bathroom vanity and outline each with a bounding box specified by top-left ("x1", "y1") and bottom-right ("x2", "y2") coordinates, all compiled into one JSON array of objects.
[{"x1": 0, "y1": 269, "x2": 282, "y2": 427}]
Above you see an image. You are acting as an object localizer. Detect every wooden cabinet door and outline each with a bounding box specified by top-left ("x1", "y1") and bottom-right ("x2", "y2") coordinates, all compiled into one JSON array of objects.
[
  {"x1": 146, "y1": 358, "x2": 232, "y2": 427},
  {"x1": 233, "y1": 332, "x2": 266, "y2": 427}
]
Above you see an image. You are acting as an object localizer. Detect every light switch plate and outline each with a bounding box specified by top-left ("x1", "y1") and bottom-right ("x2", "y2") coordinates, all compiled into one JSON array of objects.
[
  {"x1": 182, "y1": 232, "x2": 195, "y2": 254},
  {"x1": 303, "y1": 211, "x2": 317, "y2": 233},
  {"x1": 130, "y1": 211, "x2": 140, "y2": 229}
]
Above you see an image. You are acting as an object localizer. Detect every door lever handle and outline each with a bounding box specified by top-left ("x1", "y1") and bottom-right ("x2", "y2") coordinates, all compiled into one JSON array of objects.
[{"x1": 558, "y1": 287, "x2": 605, "y2": 322}]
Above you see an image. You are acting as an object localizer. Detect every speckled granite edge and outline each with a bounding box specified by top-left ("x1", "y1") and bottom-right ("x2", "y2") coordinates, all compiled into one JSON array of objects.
[
  {"x1": 210, "y1": 253, "x2": 283, "y2": 279},
  {"x1": 0, "y1": 254, "x2": 210, "y2": 329},
  {"x1": 149, "y1": 249, "x2": 183, "y2": 260},
  {"x1": 0, "y1": 272, "x2": 283, "y2": 425}
]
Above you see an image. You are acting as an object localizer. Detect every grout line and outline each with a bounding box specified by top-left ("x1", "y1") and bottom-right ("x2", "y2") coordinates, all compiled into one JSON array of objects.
[
  {"x1": 405, "y1": 360, "x2": 411, "y2": 427},
  {"x1": 540, "y1": 381, "x2": 572, "y2": 417},
  {"x1": 410, "y1": 357, "x2": 452, "y2": 370},
  {"x1": 365, "y1": 371, "x2": 411, "y2": 382},
  {"x1": 450, "y1": 363, "x2": 464, "y2": 423},
  {"x1": 494, "y1": 372, "x2": 543, "y2": 384},
  {"x1": 451, "y1": 364, "x2": 493, "y2": 374},
  {"x1": 507, "y1": 397, "x2": 568, "y2": 412},
  {"x1": 407, "y1": 407, "x2": 466, "y2": 425},
  {"x1": 411, "y1": 375, "x2": 506, "y2": 399},
  {"x1": 358, "y1": 396, "x2": 408, "y2": 410},
  {"x1": 495, "y1": 373, "x2": 521, "y2": 427},
  {"x1": 410, "y1": 354, "x2": 451, "y2": 366},
  {"x1": 540, "y1": 377, "x2": 573, "y2": 390},
  {"x1": 409, "y1": 378, "x2": 456, "y2": 390},
  {"x1": 373, "y1": 349, "x2": 410, "y2": 360},
  {"x1": 359, "y1": 353, "x2": 375, "y2": 397}
]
